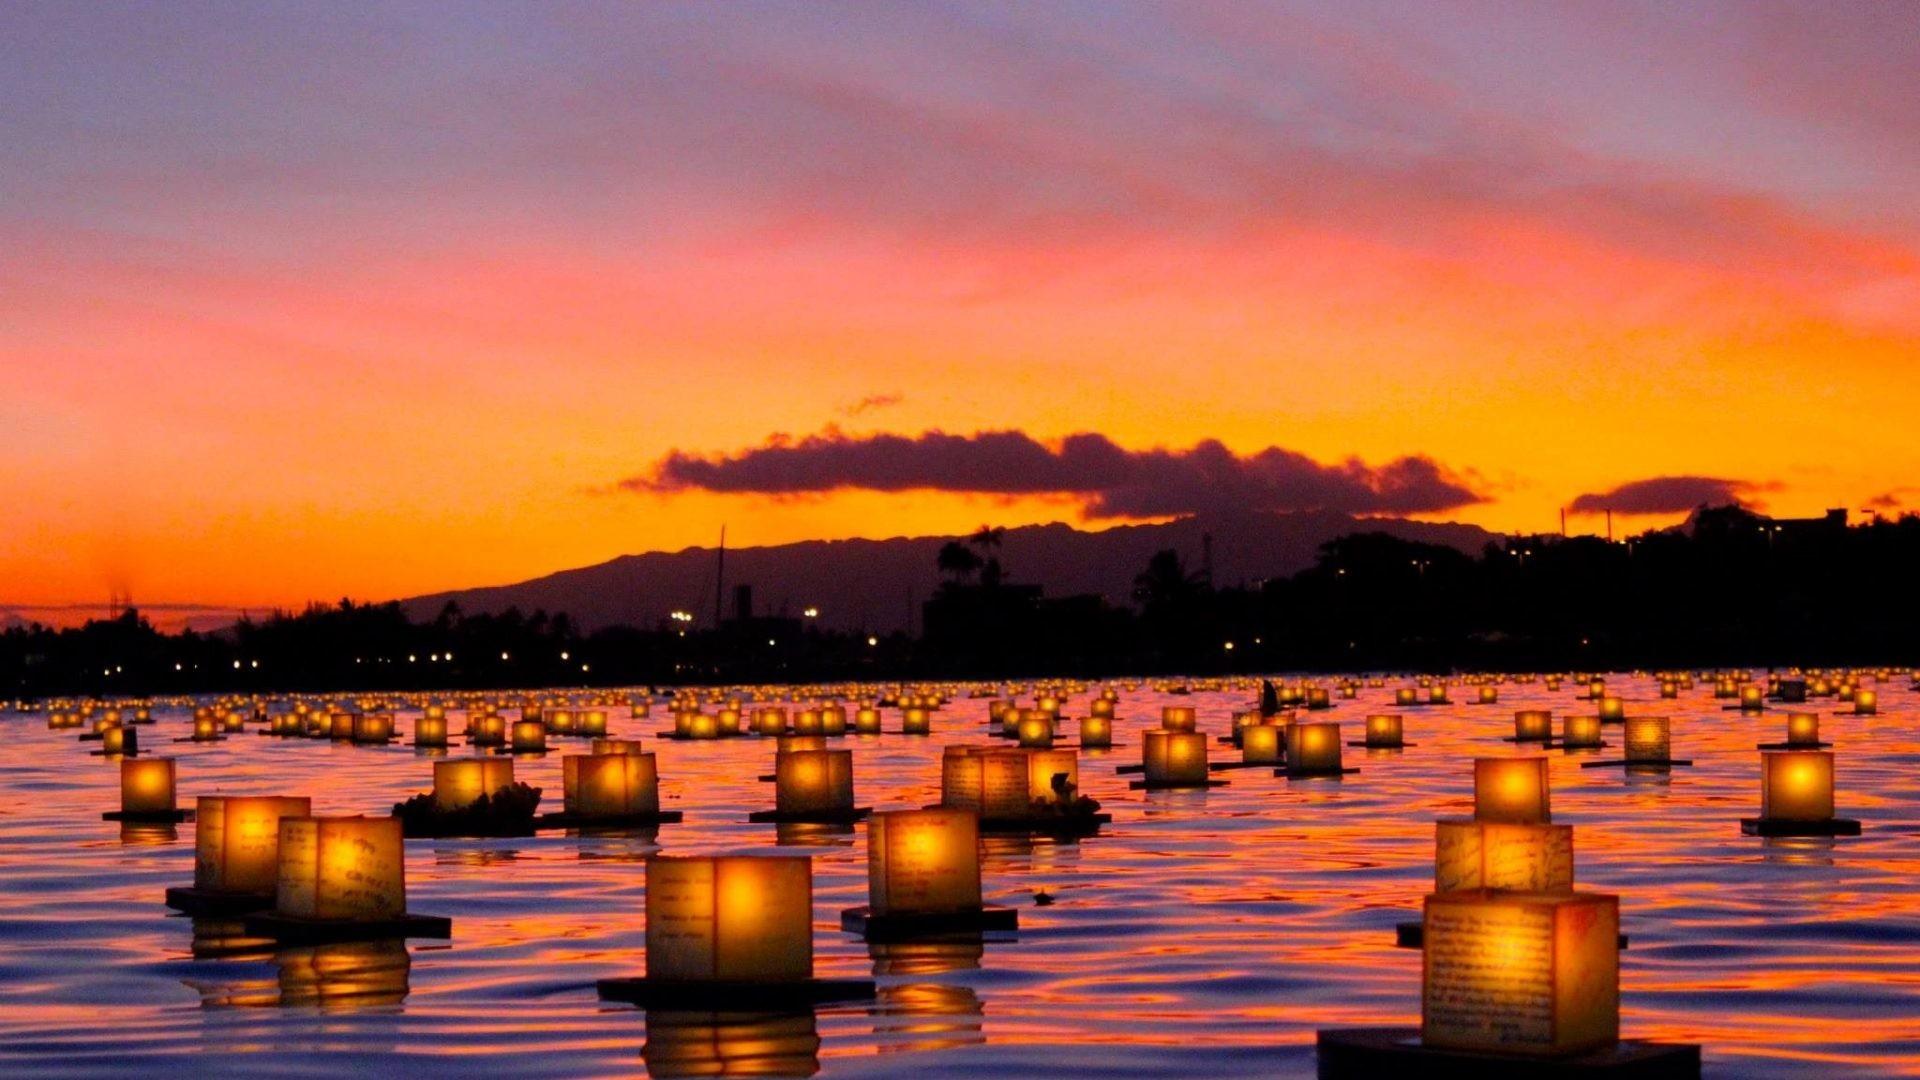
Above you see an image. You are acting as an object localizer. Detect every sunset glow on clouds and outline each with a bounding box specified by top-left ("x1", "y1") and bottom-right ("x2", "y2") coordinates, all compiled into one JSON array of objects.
[{"x1": 5, "y1": 1, "x2": 1919, "y2": 623}]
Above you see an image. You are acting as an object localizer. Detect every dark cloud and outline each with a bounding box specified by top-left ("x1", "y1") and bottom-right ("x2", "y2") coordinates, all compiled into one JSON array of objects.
[
  {"x1": 623, "y1": 428, "x2": 1486, "y2": 518},
  {"x1": 1569, "y1": 475, "x2": 1770, "y2": 515},
  {"x1": 839, "y1": 392, "x2": 904, "y2": 417}
]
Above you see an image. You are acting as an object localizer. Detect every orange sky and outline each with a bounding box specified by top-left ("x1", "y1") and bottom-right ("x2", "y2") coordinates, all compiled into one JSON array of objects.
[{"x1": 5, "y1": 3, "x2": 1919, "y2": 626}]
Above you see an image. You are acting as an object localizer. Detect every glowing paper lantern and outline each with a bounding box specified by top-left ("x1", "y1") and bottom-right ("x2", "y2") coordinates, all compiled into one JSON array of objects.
[
  {"x1": 1785, "y1": 713, "x2": 1821, "y2": 747},
  {"x1": 193, "y1": 714, "x2": 221, "y2": 741},
  {"x1": 1434, "y1": 819, "x2": 1573, "y2": 893},
  {"x1": 1016, "y1": 712, "x2": 1054, "y2": 749},
  {"x1": 1396, "y1": 688, "x2": 1418, "y2": 707},
  {"x1": 1420, "y1": 890, "x2": 1618, "y2": 1056},
  {"x1": 1286, "y1": 722, "x2": 1343, "y2": 774},
  {"x1": 854, "y1": 707, "x2": 882, "y2": 735},
  {"x1": 352, "y1": 714, "x2": 394, "y2": 744},
  {"x1": 1090, "y1": 699, "x2": 1116, "y2": 720},
  {"x1": 646, "y1": 856, "x2": 812, "y2": 982},
  {"x1": 1307, "y1": 687, "x2": 1331, "y2": 710},
  {"x1": 1160, "y1": 706, "x2": 1197, "y2": 732},
  {"x1": 941, "y1": 748, "x2": 1032, "y2": 818},
  {"x1": 755, "y1": 708, "x2": 788, "y2": 736},
  {"x1": 867, "y1": 809, "x2": 982, "y2": 917},
  {"x1": 1474, "y1": 758, "x2": 1550, "y2": 825},
  {"x1": 1143, "y1": 730, "x2": 1208, "y2": 785},
  {"x1": 1079, "y1": 714, "x2": 1112, "y2": 748},
  {"x1": 1026, "y1": 750, "x2": 1079, "y2": 808},
  {"x1": 101, "y1": 725, "x2": 138, "y2": 756},
  {"x1": 275, "y1": 816, "x2": 406, "y2": 921},
  {"x1": 415, "y1": 716, "x2": 448, "y2": 747},
  {"x1": 196, "y1": 796, "x2": 313, "y2": 894},
  {"x1": 819, "y1": 706, "x2": 847, "y2": 736},
  {"x1": 793, "y1": 709, "x2": 823, "y2": 736},
  {"x1": 432, "y1": 758, "x2": 515, "y2": 812},
  {"x1": 565, "y1": 752, "x2": 660, "y2": 817},
  {"x1": 1513, "y1": 711, "x2": 1552, "y2": 742},
  {"x1": 511, "y1": 720, "x2": 547, "y2": 753},
  {"x1": 1760, "y1": 751, "x2": 1834, "y2": 822},
  {"x1": 1241, "y1": 723, "x2": 1283, "y2": 764},
  {"x1": 578, "y1": 708, "x2": 609, "y2": 736},
  {"x1": 776, "y1": 749, "x2": 854, "y2": 816},
  {"x1": 1427, "y1": 686, "x2": 1451, "y2": 706},
  {"x1": 593, "y1": 738, "x2": 645, "y2": 755},
  {"x1": 120, "y1": 757, "x2": 176, "y2": 814},
  {"x1": 1561, "y1": 715, "x2": 1603, "y2": 749},
  {"x1": 1622, "y1": 717, "x2": 1670, "y2": 763},
  {"x1": 329, "y1": 713, "x2": 357, "y2": 741},
  {"x1": 1854, "y1": 691, "x2": 1878, "y2": 716},
  {"x1": 1365, "y1": 714, "x2": 1404, "y2": 749},
  {"x1": 901, "y1": 707, "x2": 932, "y2": 736},
  {"x1": 1597, "y1": 696, "x2": 1625, "y2": 723},
  {"x1": 469, "y1": 715, "x2": 506, "y2": 747},
  {"x1": 1660, "y1": 680, "x2": 1680, "y2": 699},
  {"x1": 1740, "y1": 685, "x2": 1764, "y2": 712},
  {"x1": 1477, "y1": 686, "x2": 1498, "y2": 705}
]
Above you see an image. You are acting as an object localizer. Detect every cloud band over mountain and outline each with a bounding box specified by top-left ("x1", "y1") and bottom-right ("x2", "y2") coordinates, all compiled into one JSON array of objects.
[
  {"x1": 623, "y1": 428, "x2": 1487, "y2": 519},
  {"x1": 1569, "y1": 475, "x2": 1772, "y2": 515}
]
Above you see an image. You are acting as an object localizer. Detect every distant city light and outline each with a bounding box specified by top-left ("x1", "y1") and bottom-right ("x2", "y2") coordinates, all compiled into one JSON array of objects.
[
  {"x1": 867, "y1": 636, "x2": 878, "y2": 647},
  {"x1": 669, "y1": 610, "x2": 693, "y2": 622},
  {"x1": 803, "y1": 607, "x2": 819, "y2": 618}
]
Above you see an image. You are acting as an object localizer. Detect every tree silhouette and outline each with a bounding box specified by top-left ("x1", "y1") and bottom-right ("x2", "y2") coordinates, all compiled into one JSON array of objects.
[{"x1": 937, "y1": 540, "x2": 984, "y2": 582}]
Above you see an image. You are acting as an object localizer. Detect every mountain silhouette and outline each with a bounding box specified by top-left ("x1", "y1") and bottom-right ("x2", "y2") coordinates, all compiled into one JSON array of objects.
[{"x1": 399, "y1": 510, "x2": 1497, "y2": 632}]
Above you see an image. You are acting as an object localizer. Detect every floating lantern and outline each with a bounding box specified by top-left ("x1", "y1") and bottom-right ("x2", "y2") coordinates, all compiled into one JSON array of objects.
[
  {"x1": 776, "y1": 749, "x2": 854, "y2": 816},
  {"x1": 1286, "y1": 722, "x2": 1344, "y2": 775},
  {"x1": 415, "y1": 715, "x2": 448, "y2": 747},
  {"x1": 1785, "y1": 713, "x2": 1821, "y2": 747},
  {"x1": 1340, "y1": 684, "x2": 1358, "y2": 700},
  {"x1": 866, "y1": 809, "x2": 982, "y2": 917},
  {"x1": 1420, "y1": 890, "x2": 1618, "y2": 1055},
  {"x1": 469, "y1": 714, "x2": 506, "y2": 747},
  {"x1": 901, "y1": 707, "x2": 931, "y2": 736},
  {"x1": 819, "y1": 705, "x2": 847, "y2": 736},
  {"x1": 1854, "y1": 691, "x2": 1877, "y2": 716},
  {"x1": 1396, "y1": 688, "x2": 1418, "y2": 707},
  {"x1": 1477, "y1": 686, "x2": 1498, "y2": 705},
  {"x1": 101, "y1": 724, "x2": 138, "y2": 756},
  {"x1": 1016, "y1": 712, "x2": 1054, "y2": 749},
  {"x1": 593, "y1": 738, "x2": 644, "y2": 755},
  {"x1": 632, "y1": 701, "x2": 651, "y2": 719},
  {"x1": 433, "y1": 758, "x2": 516, "y2": 812},
  {"x1": 1365, "y1": 714, "x2": 1404, "y2": 749},
  {"x1": 755, "y1": 708, "x2": 788, "y2": 736},
  {"x1": 193, "y1": 714, "x2": 221, "y2": 741},
  {"x1": 1740, "y1": 685, "x2": 1764, "y2": 712},
  {"x1": 222, "y1": 710, "x2": 247, "y2": 733},
  {"x1": 548, "y1": 708, "x2": 579, "y2": 735},
  {"x1": 1513, "y1": 711, "x2": 1552, "y2": 742},
  {"x1": 1090, "y1": 699, "x2": 1116, "y2": 720},
  {"x1": 274, "y1": 816, "x2": 406, "y2": 921},
  {"x1": 793, "y1": 709, "x2": 823, "y2": 736},
  {"x1": 1307, "y1": 687, "x2": 1331, "y2": 710},
  {"x1": 854, "y1": 707, "x2": 882, "y2": 735},
  {"x1": 1143, "y1": 730, "x2": 1208, "y2": 786},
  {"x1": 1434, "y1": 819, "x2": 1573, "y2": 893},
  {"x1": 578, "y1": 709, "x2": 609, "y2": 737},
  {"x1": 1427, "y1": 686, "x2": 1450, "y2": 706},
  {"x1": 646, "y1": 856, "x2": 813, "y2": 982},
  {"x1": 1760, "y1": 751, "x2": 1833, "y2": 822},
  {"x1": 329, "y1": 712, "x2": 357, "y2": 741},
  {"x1": 1079, "y1": 714, "x2": 1112, "y2": 748},
  {"x1": 565, "y1": 752, "x2": 660, "y2": 818},
  {"x1": 1623, "y1": 717, "x2": 1670, "y2": 763},
  {"x1": 120, "y1": 757, "x2": 177, "y2": 815},
  {"x1": 1660, "y1": 680, "x2": 1679, "y2": 699},
  {"x1": 1597, "y1": 696, "x2": 1625, "y2": 723},
  {"x1": 1241, "y1": 723, "x2": 1283, "y2": 764},
  {"x1": 352, "y1": 714, "x2": 394, "y2": 744},
  {"x1": 1474, "y1": 757, "x2": 1550, "y2": 824},
  {"x1": 1561, "y1": 715, "x2": 1603, "y2": 749},
  {"x1": 941, "y1": 748, "x2": 1032, "y2": 818},
  {"x1": 511, "y1": 720, "x2": 547, "y2": 753},
  {"x1": 196, "y1": 796, "x2": 313, "y2": 894},
  {"x1": 1586, "y1": 678, "x2": 1606, "y2": 701},
  {"x1": 1026, "y1": 750, "x2": 1079, "y2": 808},
  {"x1": 1160, "y1": 706, "x2": 1196, "y2": 732}
]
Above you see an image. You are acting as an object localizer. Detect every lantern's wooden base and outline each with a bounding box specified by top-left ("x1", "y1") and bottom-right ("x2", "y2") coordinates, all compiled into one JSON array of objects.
[
  {"x1": 1580, "y1": 759, "x2": 1694, "y2": 769},
  {"x1": 78, "y1": 733, "x2": 106, "y2": 741},
  {"x1": 597, "y1": 977, "x2": 877, "y2": 1008},
  {"x1": 1209, "y1": 760, "x2": 1280, "y2": 771},
  {"x1": 87, "y1": 747, "x2": 138, "y2": 757},
  {"x1": 1394, "y1": 921, "x2": 1629, "y2": 950},
  {"x1": 747, "y1": 807, "x2": 872, "y2": 824},
  {"x1": 414, "y1": 742, "x2": 450, "y2": 750},
  {"x1": 1276, "y1": 767, "x2": 1360, "y2": 779},
  {"x1": 888, "y1": 730, "x2": 933, "y2": 736},
  {"x1": 243, "y1": 911, "x2": 452, "y2": 943},
  {"x1": 103, "y1": 809, "x2": 193, "y2": 823},
  {"x1": 164, "y1": 886, "x2": 274, "y2": 916},
  {"x1": 1723, "y1": 706, "x2": 1768, "y2": 712},
  {"x1": 655, "y1": 732, "x2": 743, "y2": 741},
  {"x1": 1757, "y1": 741, "x2": 1831, "y2": 750},
  {"x1": 350, "y1": 737, "x2": 400, "y2": 746},
  {"x1": 1741, "y1": 817, "x2": 1861, "y2": 836},
  {"x1": 839, "y1": 904, "x2": 1018, "y2": 940},
  {"x1": 534, "y1": 810, "x2": 683, "y2": 829},
  {"x1": 1499, "y1": 736, "x2": 1553, "y2": 744},
  {"x1": 1129, "y1": 778, "x2": 1229, "y2": 790},
  {"x1": 505, "y1": 747, "x2": 548, "y2": 756},
  {"x1": 171, "y1": 736, "x2": 226, "y2": 743},
  {"x1": 976, "y1": 812, "x2": 1110, "y2": 836},
  {"x1": 1315, "y1": 1028, "x2": 1700, "y2": 1078},
  {"x1": 1348, "y1": 741, "x2": 1413, "y2": 749}
]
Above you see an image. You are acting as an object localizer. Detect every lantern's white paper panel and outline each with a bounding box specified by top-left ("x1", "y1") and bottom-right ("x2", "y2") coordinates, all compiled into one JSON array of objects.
[
  {"x1": 868, "y1": 809, "x2": 981, "y2": 916},
  {"x1": 646, "y1": 856, "x2": 812, "y2": 982},
  {"x1": 1421, "y1": 890, "x2": 1618, "y2": 1056}
]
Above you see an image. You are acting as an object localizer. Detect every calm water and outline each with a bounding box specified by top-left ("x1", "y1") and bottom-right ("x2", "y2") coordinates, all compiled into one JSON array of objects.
[{"x1": 3, "y1": 679, "x2": 1918, "y2": 1078}]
